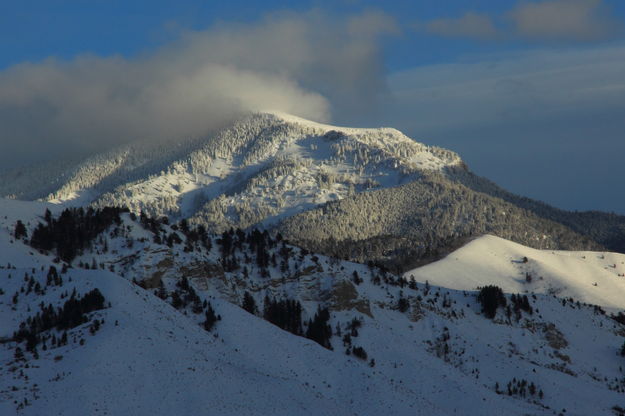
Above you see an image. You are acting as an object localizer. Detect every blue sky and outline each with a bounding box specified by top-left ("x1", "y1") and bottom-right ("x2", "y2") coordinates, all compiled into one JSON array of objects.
[
  {"x1": 1, "y1": 0, "x2": 624, "y2": 213},
  {"x1": 3, "y1": 0, "x2": 623, "y2": 69}
]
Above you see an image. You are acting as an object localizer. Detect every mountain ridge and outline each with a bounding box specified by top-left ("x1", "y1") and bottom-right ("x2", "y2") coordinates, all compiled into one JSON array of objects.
[{"x1": 1, "y1": 111, "x2": 623, "y2": 270}]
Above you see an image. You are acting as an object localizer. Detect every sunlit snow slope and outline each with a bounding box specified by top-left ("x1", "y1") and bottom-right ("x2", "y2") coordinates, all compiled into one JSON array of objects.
[{"x1": 406, "y1": 234, "x2": 625, "y2": 310}]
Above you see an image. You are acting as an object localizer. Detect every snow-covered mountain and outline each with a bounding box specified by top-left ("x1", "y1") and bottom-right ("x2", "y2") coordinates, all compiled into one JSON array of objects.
[
  {"x1": 3, "y1": 113, "x2": 625, "y2": 415},
  {"x1": 0, "y1": 112, "x2": 460, "y2": 224},
  {"x1": 2, "y1": 111, "x2": 622, "y2": 271},
  {"x1": 2, "y1": 200, "x2": 625, "y2": 415}
]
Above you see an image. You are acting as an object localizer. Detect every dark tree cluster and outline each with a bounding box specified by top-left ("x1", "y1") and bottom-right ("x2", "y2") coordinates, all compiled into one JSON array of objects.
[
  {"x1": 13, "y1": 288, "x2": 106, "y2": 353},
  {"x1": 139, "y1": 212, "x2": 165, "y2": 235},
  {"x1": 258, "y1": 297, "x2": 334, "y2": 350},
  {"x1": 346, "y1": 343, "x2": 375, "y2": 367},
  {"x1": 135, "y1": 218, "x2": 320, "y2": 289},
  {"x1": 46, "y1": 266, "x2": 63, "y2": 287},
  {"x1": 165, "y1": 232, "x2": 183, "y2": 248},
  {"x1": 305, "y1": 307, "x2": 333, "y2": 350},
  {"x1": 203, "y1": 302, "x2": 218, "y2": 332},
  {"x1": 613, "y1": 406, "x2": 625, "y2": 416},
  {"x1": 29, "y1": 207, "x2": 128, "y2": 262},
  {"x1": 139, "y1": 213, "x2": 178, "y2": 247},
  {"x1": 351, "y1": 346, "x2": 368, "y2": 360},
  {"x1": 506, "y1": 294, "x2": 533, "y2": 321},
  {"x1": 593, "y1": 304, "x2": 606, "y2": 315},
  {"x1": 21, "y1": 273, "x2": 44, "y2": 297},
  {"x1": 366, "y1": 262, "x2": 411, "y2": 288},
  {"x1": 398, "y1": 291, "x2": 410, "y2": 313},
  {"x1": 611, "y1": 312, "x2": 625, "y2": 326},
  {"x1": 241, "y1": 291, "x2": 257, "y2": 315},
  {"x1": 477, "y1": 285, "x2": 507, "y2": 319},
  {"x1": 14, "y1": 220, "x2": 27, "y2": 240},
  {"x1": 215, "y1": 228, "x2": 278, "y2": 275},
  {"x1": 495, "y1": 378, "x2": 543, "y2": 400},
  {"x1": 348, "y1": 317, "x2": 362, "y2": 336},
  {"x1": 170, "y1": 277, "x2": 205, "y2": 314},
  {"x1": 157, "y1": 276, "x2": 220, "y2": 332},
  {"x1": 177, "y1": 219, "x2": 212, "y2": 252},
  {"x1": 263, "y1": 296, "x2": 303, "y2": 336},
  {"x1": 431, "y1": 327, "x2": 452, "y2": 362},
  {"x1": 342, "y1": 317, "x2": 364, "y2": 353},
  {"x1": 9, "y1": 267, "x2": 65, "y2": 307}
]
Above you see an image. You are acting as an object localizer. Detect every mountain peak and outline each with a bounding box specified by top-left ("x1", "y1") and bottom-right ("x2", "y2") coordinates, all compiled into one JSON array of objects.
[
  {"x1": 0, "y1": 112, "x2": 463, "y2": 231},
  {"x1": 262, "y1": 110, "x2": 403, "y2": 135}
]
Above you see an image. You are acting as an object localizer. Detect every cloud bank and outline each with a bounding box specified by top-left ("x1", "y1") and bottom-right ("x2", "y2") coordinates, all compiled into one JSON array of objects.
[
  {"x1": 509, "y1": 0, "x2": 620, "y2": 41},
  {"x1": 0, "y1": 11, "x2": 395, "y2": 169},
  {"x1": 419, "y1": 0, "x2": 621, "y2": 42}
]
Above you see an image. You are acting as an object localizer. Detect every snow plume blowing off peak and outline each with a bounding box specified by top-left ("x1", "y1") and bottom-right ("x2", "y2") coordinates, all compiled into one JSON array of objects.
[{"x1": 0, "y1": 10, "x2": 396, "y2": 170}]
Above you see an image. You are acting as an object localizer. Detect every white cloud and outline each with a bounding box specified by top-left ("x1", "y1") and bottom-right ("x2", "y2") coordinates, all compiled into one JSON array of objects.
[
  {"x1": 509, "y1": 0, "x2": 621, "y2": 41},
  {"x1": 420, "y1": 1, "x2": 621, "y2": 43},
  {"x1": 0, "y1": 10, "x2": 395, "y2": 168},
  {"x1": 424, "y1": 12, "x2": 499, "y2": 40}
]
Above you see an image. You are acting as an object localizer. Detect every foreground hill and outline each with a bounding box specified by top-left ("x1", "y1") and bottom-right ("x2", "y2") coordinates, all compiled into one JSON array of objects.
[{"x1": 3, "y1": 201, "x2": 625, "y2": 415}]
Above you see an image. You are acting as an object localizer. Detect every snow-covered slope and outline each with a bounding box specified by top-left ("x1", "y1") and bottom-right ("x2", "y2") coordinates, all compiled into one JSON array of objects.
[
  {"x1": 405, "y1": 234, "x2": 625, "y2": 310},
  {"x1": 0, "y1": 210, "x2": 530, "y2": 416},
  {"x1": 3, "y1": 202, "x2": 625, "y2": 415},
  {"x1": 0, "y1": 199, "x2": 64, "y2": 268},
  {"x1": 2, "y1": 108, "x2": 625, "y2": 415},
  {"x1": 0, "y1": 266, "x2": 556, "y2": 416}
]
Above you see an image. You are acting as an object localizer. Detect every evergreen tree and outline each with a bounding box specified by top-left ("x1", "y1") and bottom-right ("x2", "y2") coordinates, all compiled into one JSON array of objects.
[
  {"x1": 242, "y1": 291, "x2": 257, "y2": 315},
  {"x1": 157, "y1": 280, "x2": 167, "y2": 300},
  {"x1": 263, "y1": 297, "x2": 303, "y2": 336},
  {"x1": 29, "y1": 207, "x2": 127, "y2": 263},
  {"x1": 14, "y1": 346, "x2": 25, "y2": 361},
  {"x1": 478, "y1": 285, "x2": 506, "y2": 319},
  {"x1": 352, "y1": 346, "x2": 367, "y2": 360},
  {"x1": 305, "y1": 307, "x2": 332, "y2": 350},
  {"x1": 203, "y1": 303, "x2": 218, "y2": 332},
  {"x1": 398, "y1": 292, "x2": 410, "y2": 313},
  {"x1": 171, "y1": 292, "x2": 183, "y2": 309},
  {"x1": 14, "y1": 220, "x2": 27, "y2": 240}
]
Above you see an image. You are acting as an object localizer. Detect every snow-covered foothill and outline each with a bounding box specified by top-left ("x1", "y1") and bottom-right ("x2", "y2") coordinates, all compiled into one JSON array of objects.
[
  {"x1": 405, "y1": 234, "x2": 625, "y2": 310},
  {"x1": 2, "y1": 203, "x2": 625, "y2": 415}
]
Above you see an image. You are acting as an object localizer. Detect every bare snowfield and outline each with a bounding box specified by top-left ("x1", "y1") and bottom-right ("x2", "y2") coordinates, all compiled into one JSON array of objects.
[{"x1": 406, "y1": 234, "x2": 625, "y2": 310}]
